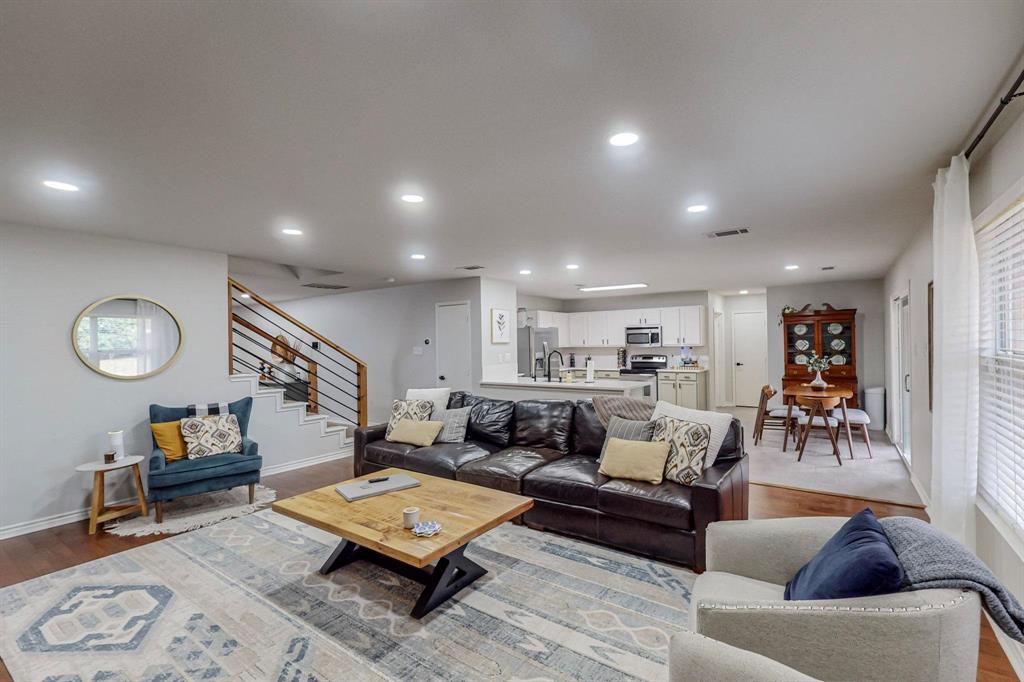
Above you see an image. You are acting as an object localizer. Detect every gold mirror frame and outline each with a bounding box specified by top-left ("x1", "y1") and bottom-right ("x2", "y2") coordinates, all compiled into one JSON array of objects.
[{"x1": 71, "y1": 295, "x2": 185, "y2": 380}]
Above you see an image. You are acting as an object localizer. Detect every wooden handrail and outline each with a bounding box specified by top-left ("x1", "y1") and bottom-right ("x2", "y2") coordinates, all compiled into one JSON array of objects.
[
  {"x1": 229, "y1": 277, "x2": 367, "y2": 367},
  {"x1": 229, "y1": 277, "x2": 367, "y2": 426}
]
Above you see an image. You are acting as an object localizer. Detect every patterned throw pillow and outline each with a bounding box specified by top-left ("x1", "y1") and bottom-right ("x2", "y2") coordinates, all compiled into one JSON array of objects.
[
  {"x1": 433, "y1": 406, "x2": 471, "y2": 443},
  {"x1": 598, "y1": 416, "x2": 655, "y2": 462},
  {"x1": 181, "y1": 414, "x2": 243, "y2": 459},
  {"x1": 653, "y1": 416, "x2": 712, "y2": 485},
  {"x1": 386, "y1": 399, "x2": 434, "y2": 439}
]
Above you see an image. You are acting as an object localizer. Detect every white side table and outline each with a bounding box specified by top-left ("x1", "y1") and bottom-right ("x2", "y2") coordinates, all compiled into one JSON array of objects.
[{"x1": 75, "y1": 455, "x2": 148, "y2": 534}]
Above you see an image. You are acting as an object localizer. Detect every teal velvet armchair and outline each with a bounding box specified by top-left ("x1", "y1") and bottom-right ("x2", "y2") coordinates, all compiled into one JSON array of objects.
[{"x1": 148, "y1": 397, "x2": 262, "y2": 523}]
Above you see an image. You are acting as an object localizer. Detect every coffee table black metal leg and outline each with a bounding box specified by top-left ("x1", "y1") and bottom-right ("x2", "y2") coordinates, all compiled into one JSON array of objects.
[
  {"x1": 319, "y1": 539, "x2": 361, "y2": 574},
  {"x1": 411, "y1": 545, "x2": 487, "y2": 619}
]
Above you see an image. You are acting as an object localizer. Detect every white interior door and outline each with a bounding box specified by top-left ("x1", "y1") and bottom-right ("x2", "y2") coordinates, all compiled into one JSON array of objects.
[
  {"x1": 435, "y1": 302, "x2": 472, "y2": 391},
  {"x1": 732, "y1": 311, "x2": 767, "y2": 407},
  {"x1": 896, "y1": 295, "x2": 912, "y2": 460}
]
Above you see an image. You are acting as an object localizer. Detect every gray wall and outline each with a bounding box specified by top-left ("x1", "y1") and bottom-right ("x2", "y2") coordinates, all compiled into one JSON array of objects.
[
  {"x1": 517, "y1": 293, "x2": 565, "y2": 312},
  {"x1": 766, "y1": 279, "x2": 885, "y2": 406},
  {"x1": 282, "y1": 278, "x2": 482, "y2": 423},
  {"x1": 560, "y1": 290, "x2": 709, "y2": 313}
]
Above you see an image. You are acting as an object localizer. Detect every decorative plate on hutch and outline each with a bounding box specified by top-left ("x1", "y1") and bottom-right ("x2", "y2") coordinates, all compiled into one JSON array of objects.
[
  {"x1": 795, "y1": 354, "x2": 809, "y2": 365},
  {"x1": 828, "y1": 322, "x2": 844, "y2": 334},
  {"x1": 831, "y1": 354, "x2": 846, "y2": 365},
  {"x1": 830, "y1": 338, "x2": 846, "y2": 351},
  {"x1": 794, "y1": 324, "x2": 808, "y2": 335},
  {"x1": 795, "y1": 339, "x2": 810, "y2": 351}
]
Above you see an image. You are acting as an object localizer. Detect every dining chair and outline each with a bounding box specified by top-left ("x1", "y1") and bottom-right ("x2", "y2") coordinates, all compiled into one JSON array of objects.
[
  {"x1": 831, "y1": 408, "x2": 873, "y2": 457},
  {"x1": 753, "y1": 385, "x2": 803, "y2": 445},
  {"x1": 795, "y1": 395, "x2": 843, "y2": 465}
]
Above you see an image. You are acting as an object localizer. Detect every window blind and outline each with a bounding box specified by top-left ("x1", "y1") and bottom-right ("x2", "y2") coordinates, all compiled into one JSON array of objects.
[{"x1": 977, "y1": 198, "x2": 1024, "y2": 538}]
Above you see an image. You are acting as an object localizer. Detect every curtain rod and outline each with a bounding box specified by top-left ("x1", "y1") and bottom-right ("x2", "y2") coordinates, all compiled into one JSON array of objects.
[{"x1": 964, "y1": 66, "x2": 1024, "y2": 160}]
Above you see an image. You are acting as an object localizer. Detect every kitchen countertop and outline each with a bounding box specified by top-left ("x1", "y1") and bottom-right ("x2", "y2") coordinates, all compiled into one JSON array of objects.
[
  {"x1": 656, "y1": 368, "x2": 708, "y2": 373},
  {"x1": 480, "y1": 377, "x2": 652, "y2": 391}
]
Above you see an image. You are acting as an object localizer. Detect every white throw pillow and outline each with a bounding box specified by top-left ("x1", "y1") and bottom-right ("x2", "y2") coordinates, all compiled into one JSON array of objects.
[
  {"x1": 650, "y1": 401, "x2": 734, "y2": 468},
  {"x1": 405, "y1": 388, "x2": 452, "y2": 418}
]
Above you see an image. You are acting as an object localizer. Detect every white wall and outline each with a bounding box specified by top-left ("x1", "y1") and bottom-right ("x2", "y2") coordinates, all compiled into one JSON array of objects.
[
  {"x1": 883, "y1": 221, "x2": 933, "y2": 499},
  {"x1": 765, "y1": 279, "x2": 885, "y2": 407},
  {"x1": 480, "y1": 277, "x2": 519, "y2": 382},
  {"x1": 0, "y1": 223, "x2": 251, "y2": 532},
  {"x1": 280, "y1": 278, "x2": 483, "y2": 424},
  {"x1": 517, "y1": 293, "x2": 565, "y2": 312},
  {"x1": 722, "y1": 294, "x2": 768, "y2": 405}
]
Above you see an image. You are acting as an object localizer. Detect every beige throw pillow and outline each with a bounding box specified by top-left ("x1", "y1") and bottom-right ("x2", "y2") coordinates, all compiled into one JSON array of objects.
[
  {"x1": 386, "y1": 419, "x2": 444, "y2": 447},
  {"x1": 386, "y1": 399, "x2": 435, "y2": 439},
  {"x1": 597, "y1": 437, "x2": 671, "y2": 485}
]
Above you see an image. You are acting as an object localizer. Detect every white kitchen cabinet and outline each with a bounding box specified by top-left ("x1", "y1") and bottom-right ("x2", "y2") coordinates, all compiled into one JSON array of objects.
[
  {"x1": 535, "y1": 310, "x2": 557, "y2": 328},
  {"x1": 657, "y1": 371, "x2": 707, "y2": 410},
  {"x1": 680, "y1": 305, "x2": 705, "y2": 346},
  {"x1": 639, "y1": 308, "x2": 661, "y2": 326},
  {"x1": 660, "y1": 307, "x2": 681, "y2": 345},
  {"x1": 568, "y1": 312, "x2": 588, "y2": 346},
  {"x1": 605, "y1": 309, "x2": 628, "y2": 346},
  {"x1": 586, "y1": 311, "x2": 607, "y2": 346},
  {"x1": 554, "y1": 312, "x2": 570, "y2": 346}
]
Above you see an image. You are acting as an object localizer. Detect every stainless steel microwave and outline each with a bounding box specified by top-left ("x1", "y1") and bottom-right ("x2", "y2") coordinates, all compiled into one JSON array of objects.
[{"x1": 625, "y1": 325, "x2": 662, "y2": 346}]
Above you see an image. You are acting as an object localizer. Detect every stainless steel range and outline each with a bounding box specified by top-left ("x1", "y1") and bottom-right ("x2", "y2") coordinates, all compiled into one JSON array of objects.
[{"x1": 620, "y1": 354, "x2": 668, "y2": 374}]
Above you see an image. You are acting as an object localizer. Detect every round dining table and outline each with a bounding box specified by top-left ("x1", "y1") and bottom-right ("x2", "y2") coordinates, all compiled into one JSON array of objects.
[{"x1": 781, "y1": 385, "x2": 855, "y2": 465}]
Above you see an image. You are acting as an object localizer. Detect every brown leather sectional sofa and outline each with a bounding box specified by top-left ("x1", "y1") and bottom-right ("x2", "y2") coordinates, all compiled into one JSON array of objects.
[{"x1": 354, "y1": 392, "x2": 749, "y2": 570}]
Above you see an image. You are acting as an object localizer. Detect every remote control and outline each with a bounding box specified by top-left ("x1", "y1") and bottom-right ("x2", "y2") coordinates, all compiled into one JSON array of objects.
[{"x1": 368, "y1": 476, "x2": 389, "y2": 483}]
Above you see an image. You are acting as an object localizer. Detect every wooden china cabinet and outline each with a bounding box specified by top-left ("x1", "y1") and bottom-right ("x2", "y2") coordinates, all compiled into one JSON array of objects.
[{"x1": 781, "y1": 304, "x2": 859, "y2": 407}]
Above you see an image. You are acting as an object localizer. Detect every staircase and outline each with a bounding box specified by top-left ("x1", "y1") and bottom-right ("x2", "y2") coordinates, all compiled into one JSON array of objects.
[{"x1": 226, "y1": 278, "x2": 367, "y2": 474}]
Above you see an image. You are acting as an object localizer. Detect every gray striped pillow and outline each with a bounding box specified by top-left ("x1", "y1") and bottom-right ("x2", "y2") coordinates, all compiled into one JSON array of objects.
[
  {"x1": 434, "y1": 406, "x2": 471, "y2": 443},
  {"x1": 598, "y1": 416, "x2": 655, "y2": 462}
]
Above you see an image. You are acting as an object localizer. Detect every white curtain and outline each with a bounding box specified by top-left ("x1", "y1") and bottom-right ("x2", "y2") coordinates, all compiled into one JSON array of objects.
[
  {"x1": 930, "y1": 154, "x2": 979, "y2": 547},
  {"x1": 136, "y1": 299, "x2": 178, "y2": 373}
]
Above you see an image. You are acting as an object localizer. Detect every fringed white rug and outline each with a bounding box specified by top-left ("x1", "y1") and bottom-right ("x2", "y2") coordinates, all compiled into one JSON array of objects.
[{"x1": 105, "y1": 485, "x2": 277, "y2": 536}]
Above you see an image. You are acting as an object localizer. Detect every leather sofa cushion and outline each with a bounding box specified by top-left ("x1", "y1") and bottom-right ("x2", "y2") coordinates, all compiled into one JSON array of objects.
[
  {"x1": 456, "y1": 446, "x2": 563, "y2": 493},
  {"x1": 597, "y1": 478, "x2": 694, "y2": 530},
  {"x1": 571, "y1": 400, "x2": 606, "y2": 458},
  {"x1": 716, "y1": 419, "x2": 743, "y2": 461},
  {"x1": 463, "y1": 395, "x2": 516, "y2": 447},
  {"x1": 512, "y1": 400, "x2": 574, "y2": 453},
  {"x1": 523, "y1": 455, "x2": 608, "y2": 508},
  {"x1": 363, "y1": 440, "x2": 419, "y2": 469},
  {"x1": 448, "y1": 391, "x2": 471, "y2": 409},
  {"x1": 149, "y1": 452, "x2": 262, "y2": 489},
  {"x1": 401, "y1": 441, "x2": 497, "y2": 478}
]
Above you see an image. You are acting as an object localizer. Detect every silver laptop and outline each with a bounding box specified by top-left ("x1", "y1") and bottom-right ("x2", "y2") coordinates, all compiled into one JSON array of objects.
[{"x1": 335, "y1": 473, "x2": 421, "y2": 502}]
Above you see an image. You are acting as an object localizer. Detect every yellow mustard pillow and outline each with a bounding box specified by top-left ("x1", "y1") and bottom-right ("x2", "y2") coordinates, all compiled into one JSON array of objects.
[
  {"x1": 150, "y1": 420, "x2": 188, "y2": 461},
  {"x1": 386, "y1": 419, "x2": 444, "y2": 447},
  {"x1": 598, "y1": 437, "x2": 671, "y2": 485}
]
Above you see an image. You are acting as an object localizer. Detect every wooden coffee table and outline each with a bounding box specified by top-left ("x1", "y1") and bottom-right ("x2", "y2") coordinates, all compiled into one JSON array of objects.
[{"x1": 272, "y1": 468, "x2": 533, "y2": 618}]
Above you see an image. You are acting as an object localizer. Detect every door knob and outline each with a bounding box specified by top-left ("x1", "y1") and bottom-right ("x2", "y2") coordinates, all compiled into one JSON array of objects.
[
  {"x1": 438, "y1": 375, "x2": 446, "y2": 381},
  {"x1": 736, "y1": 362, "x2": 744, "y2": 366}
]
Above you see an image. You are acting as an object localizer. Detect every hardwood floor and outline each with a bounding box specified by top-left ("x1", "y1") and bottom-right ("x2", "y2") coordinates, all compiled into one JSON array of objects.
[{"x1": 0, "y1": 462, "x2": 1016, "y2": 681}]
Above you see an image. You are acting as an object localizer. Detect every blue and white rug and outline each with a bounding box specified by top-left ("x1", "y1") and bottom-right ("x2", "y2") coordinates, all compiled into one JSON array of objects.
[{"x1": 0, "y1": 510, "x2": 694, "y2": 681}]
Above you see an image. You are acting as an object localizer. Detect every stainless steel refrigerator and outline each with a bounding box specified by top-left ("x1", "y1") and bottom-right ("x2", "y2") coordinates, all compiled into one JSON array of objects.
[{"x1": 517, "y1": 326, "x2": 560, "y2": 377}]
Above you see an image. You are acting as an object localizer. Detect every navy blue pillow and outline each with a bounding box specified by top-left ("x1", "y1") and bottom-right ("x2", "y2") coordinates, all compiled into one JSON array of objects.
[{"x1": 785, "y1": 508, "x2": 906, "y2": 600}]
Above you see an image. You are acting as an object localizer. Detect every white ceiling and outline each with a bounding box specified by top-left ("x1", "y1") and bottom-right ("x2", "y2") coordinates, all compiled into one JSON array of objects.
[{"x1": 3, "y1": 1, "x2": 1023, "y2": 300}]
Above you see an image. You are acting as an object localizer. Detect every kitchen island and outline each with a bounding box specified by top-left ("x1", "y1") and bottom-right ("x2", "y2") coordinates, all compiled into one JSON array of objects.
[{"x1": 477, "y1": 376, "x2": 655, "y2": 402}]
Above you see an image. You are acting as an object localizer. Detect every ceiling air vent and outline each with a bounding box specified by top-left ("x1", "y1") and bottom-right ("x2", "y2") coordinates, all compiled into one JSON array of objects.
[
  {"x1": 820, "y1": 266, "x2": 836, "y2": 271},
  {"x1": 705, "y1": 228, "x2": 750, "y2": 239},
  {"x1": 302, "y1": 283, "x2": 349, "y2": 290},
  {"x1": 456, "y1": 265, "x2": 486, "y2": 271}
]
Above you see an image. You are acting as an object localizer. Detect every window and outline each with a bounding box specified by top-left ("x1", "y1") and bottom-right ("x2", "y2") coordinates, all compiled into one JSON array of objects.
[{"x1": 977, "y1": 197, "x2": 1024, "y2": 537}]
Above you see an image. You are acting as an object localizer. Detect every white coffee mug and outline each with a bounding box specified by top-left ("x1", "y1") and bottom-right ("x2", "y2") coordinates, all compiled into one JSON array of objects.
[{"x1": 403, "y1": 507, "x2": 420, "y2": 529}]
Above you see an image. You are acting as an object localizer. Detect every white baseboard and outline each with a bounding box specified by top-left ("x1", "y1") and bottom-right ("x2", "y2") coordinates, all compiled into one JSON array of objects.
[
  {"x1": 0, "y1": 448, "x2": 353, "y2": 541},
  {"x1": 260, "y1": 447, "x2": 353, "y2": 477},
  {"x1": 986, "y1": 612, "x2": 1024, "y2": 679}
]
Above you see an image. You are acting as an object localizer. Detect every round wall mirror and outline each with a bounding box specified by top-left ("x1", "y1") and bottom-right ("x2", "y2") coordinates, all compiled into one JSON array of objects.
[{"x1": 72, "y1": 296, "x2": 184, "y2": 379}]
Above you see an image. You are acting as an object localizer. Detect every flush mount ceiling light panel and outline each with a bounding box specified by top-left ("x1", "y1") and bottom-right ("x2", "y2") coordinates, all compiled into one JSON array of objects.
[
  {"x1": 578, "y1": 283, "x2": 648, "y2": 292},
  {"x1": 281, "y1": 228, "x2": 303, "y2": 236},
  {"x1": 608, "y1": 132, "x2": 639, "y2": 147},
  {"x1": 739, "y1": 290, "x2": 749, "y2": 295},
  {"x1": 42, "y1": 180, "x2": 79, "y2": 192}
]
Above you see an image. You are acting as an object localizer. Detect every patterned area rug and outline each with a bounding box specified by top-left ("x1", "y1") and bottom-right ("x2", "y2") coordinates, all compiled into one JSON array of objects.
[
  {"x1": 0, "y1": 510, "x2": 694, "y2": 681},
  {"x1": 104, "y1": 485, "x2": 277, "y2": 537}
]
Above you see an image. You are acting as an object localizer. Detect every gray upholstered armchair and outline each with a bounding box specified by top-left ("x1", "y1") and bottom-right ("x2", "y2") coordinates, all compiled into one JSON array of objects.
[{"x1": 672, "y1": 516, "x2": 981, "y2": 682}]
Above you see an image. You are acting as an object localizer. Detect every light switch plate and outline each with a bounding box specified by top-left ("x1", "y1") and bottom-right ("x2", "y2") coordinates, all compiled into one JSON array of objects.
[{"x1": 413, "y1": 346, "x2": 423, "y2": 356}]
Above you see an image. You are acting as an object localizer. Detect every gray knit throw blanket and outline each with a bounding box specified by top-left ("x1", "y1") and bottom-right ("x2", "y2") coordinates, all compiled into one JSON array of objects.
[
  {"x1": 880, "y1": 516, "x2": 1024, "y2": 642},
  {"x1": 591, "y1": 396, "x2": 655, "y2": 427}
]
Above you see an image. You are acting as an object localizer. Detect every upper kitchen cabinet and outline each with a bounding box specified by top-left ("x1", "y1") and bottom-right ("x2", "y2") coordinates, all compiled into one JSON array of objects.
[
  {"x1": 658, "y1": 305, "x2": 705, "y2": 346},
  {"x1": 535, "y1": 310, "x2": 570, "y2": 344},
  {"x1": 621, "y1": 309, "x2": 660, "y2": 326},
  {"x1": 586, "y1": 311, "x2": 608, "y2": 346},
  {"x1": 605, "y1": 309, "x2": 628, "y2": 346},
  {"x1": 568, "y1": 312, "x2": 588, "y2": 346}
]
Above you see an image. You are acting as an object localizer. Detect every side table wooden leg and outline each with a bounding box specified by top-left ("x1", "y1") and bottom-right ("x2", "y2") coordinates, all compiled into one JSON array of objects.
[
  {"x1": 89, "y1": 471, "x2": 104, "y2": 535},
  {"x1": 132, "y1": 464, "x2": 149, "y2": 516}
]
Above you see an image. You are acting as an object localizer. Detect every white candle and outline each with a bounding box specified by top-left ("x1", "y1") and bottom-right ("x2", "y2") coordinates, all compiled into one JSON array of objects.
[{"x1": 108, "y1": 430, "x2": 125, "y2": 461}]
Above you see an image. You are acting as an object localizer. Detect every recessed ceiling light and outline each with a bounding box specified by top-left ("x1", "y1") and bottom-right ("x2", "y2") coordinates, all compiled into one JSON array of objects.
[
  {"x1": 686, "y1": 204, "x2": 709, "y2": 213},
  {"x1": 281, "y1": 228, "x2": 303, "y2": 236},
  {"x1": 565, "y1": 264, "x2": 580, "y2": 270},
  {"x1": 42, "y1": 180, "x2": 79, "y2": 192},
  {"x1": 401, "y1": 194, "x2": 424, "y2": 203},
  {"x1": 739, "y1": 290, "x2": 749, "y2": 295},
  {"x1": 785, "y1": 264, "x2": 799, "y2": 270},
  {"x1": 519, "y1": 269, "x2": 532, "y2": 275},
  {"x1": 608, "y1": 132, "x2": 639, "y2": 147},
  {"x1": 579, "y1": 283, "x2": 648, "y2": 292},
  {"x1": 410, "y1": 253, "x2": 426, "y2": 260}
]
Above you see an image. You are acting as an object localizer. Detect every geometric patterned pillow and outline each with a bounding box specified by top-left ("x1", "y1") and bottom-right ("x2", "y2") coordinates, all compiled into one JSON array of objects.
[
  {"x1": 386, "y1": 399, "x2": 434, "y2": 439},
  {"x1": 652, "y1": 416, "x2": 712, "y2": 485},
  {"x1": 181, "y1": 414, "x2": 243, "y2": 459}
]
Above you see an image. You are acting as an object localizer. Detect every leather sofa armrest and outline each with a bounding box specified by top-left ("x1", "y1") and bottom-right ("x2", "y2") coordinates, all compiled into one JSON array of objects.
[
  {"x1": 691, "y1": 454, "x2": 749, "y2": 570},
  {"x1": 354, "y1": 423, "x2": 388, "y2": 477},
  {"x1": 242, "y1": 437, "x2": 259, "y2": 457},
  {"x1": 669, "y1": 631, "x2": 817, "y2": 682},
  {"x1": 149, "y1": 448, "x2": 167, "y2": 473}
]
